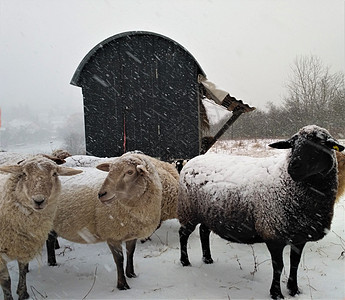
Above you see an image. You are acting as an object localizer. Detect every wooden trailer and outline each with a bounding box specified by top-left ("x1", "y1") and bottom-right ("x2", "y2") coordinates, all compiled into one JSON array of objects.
[{"x1": 71, "y1": 31, "x2": 254, "y2": 161}]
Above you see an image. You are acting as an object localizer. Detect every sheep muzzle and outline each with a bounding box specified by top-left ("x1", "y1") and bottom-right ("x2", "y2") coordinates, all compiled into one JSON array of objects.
[{"x1": 31, "y1": 195, "x2": 47, "y2": 210}]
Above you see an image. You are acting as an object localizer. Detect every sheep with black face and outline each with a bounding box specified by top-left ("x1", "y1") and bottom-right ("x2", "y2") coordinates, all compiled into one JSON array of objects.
[{"x1": 178, "y1": 125, "x2": 344, "y2": 299}]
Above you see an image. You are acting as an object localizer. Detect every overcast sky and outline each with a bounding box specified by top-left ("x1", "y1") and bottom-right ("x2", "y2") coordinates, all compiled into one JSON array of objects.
[{"x1": 0, "y1": 0, "x2": 344, "y2": 116}]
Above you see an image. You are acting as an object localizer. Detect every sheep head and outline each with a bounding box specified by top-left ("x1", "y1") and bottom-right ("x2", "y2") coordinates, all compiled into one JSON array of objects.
[
  {"x1": 96, "y1": 155, "x2": 153, "y2": 207},
  {"x1": 269, "y1": 125, "x2": 344, "y2": 182},
  {"x1": 0, "y1": 156, "x2": 82, "y2": 211}
]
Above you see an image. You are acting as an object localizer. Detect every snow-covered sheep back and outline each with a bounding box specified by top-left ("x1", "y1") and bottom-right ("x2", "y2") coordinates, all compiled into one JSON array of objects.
[{"x1": 178, "y1": 125, "x2": 344, "y2": 299}]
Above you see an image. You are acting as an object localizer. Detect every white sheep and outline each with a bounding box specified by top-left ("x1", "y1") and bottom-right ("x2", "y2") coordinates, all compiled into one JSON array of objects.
[
  {"x1": 0, "y1": 156, "x2": 82, "y2": 300},
  {"x1": 47, "y1": 153, "x2": 164, "y2": 290},
  {"x1": 61, "y1": 152, "x2": 179, "y2": 222},
  {"x1": 178, "y1": 125, "x2": 344, "y2": 299},
  {"x1": 335, "y1": 151, "x2": 345, "y2": 202}
]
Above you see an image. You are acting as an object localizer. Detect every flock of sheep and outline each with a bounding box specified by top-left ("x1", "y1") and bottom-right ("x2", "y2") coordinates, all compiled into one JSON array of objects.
[{"x1": 0, "y1": 125, "x2": 344, "y2": 300}]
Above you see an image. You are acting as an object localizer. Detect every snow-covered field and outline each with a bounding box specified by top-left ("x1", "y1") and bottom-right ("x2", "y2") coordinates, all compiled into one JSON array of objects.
[{"x1": 1, "y1": 139, "x2": 344, "y2": 300}]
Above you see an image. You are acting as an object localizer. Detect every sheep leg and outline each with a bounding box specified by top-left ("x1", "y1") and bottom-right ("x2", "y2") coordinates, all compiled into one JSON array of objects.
[
  {"x1": 54, "y1": 233, "x2": 60, "y2": 249},
  {"x1": 0, "y1": 264, "x2": 13, "y2": 300},
  {"x1": 266, "y1": 241, "x2": 285, "y2": 299},
  {"x1": 46, "y1": 230, "x2": 58, "y2": 266},
  {"x1": 179, "y1": 222, "x2": 197, "y2": 266},
  {"x1": 107, "y1": 240, "x2": 130, "y2": 290},
  {"x1": 17, "y1": 262, "x2": 29, "y2": 300},
  {"x1": 199, "y1": 223, "x2": 213, "y2": 264},
  {"x1": 287, "y1": 243, "x2": 305, "y2": 296},
  {"x1": 125, "y1": 239, "x2": 137, "y2": 278}
]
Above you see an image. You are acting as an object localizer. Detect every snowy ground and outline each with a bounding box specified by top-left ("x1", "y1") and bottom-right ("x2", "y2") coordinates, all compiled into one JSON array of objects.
[{"x1": 2, "y1": 139, "x2": 345, "y2": 300}]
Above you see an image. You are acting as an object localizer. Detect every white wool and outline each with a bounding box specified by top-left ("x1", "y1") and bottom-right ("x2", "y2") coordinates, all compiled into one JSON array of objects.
[
  {"x1": 0, "y1": 156, "x2": 82, "y2": 299},
  {"x1": 59, "y1": 166, "x2": 105, "y2": 190},
  {"x1": 63, "y1": 153, "x2": 179, "y2": 223},
  {"x1": 77, "y1": 227, "x2": 98, "y2": 243}
]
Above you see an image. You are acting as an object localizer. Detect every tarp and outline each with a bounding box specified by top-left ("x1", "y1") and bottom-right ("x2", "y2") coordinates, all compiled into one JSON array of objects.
[
  {"x1": 198, "y1": 75, "x2": 255, "y2": 113},
  {"x1": 198, "y1": 75, "x2": 255, "y2": 153}
]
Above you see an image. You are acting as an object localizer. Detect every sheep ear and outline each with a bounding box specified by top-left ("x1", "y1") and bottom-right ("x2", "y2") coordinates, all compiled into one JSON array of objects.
[
  {"x1": 42, "y1": 154, "x2": 66, "y2": 165},
  {"x1": 269, "y1": 140, "x2": 293, "y2": 149},
  {"x1": 325, "y1": 138, "x2": 345, "y2": 152},
  {"x1": 137, "y1": 164, "x2": 149, "y2": 176},
  {"x1": 57, "y1": 167, "x2": 83, "y2": 176},
  {"x1": 96, "y1": 163, "x2": 111, "y2": 172},
  {"x1": 0, "y1": 165, "x2": 22, "y2": 174}
]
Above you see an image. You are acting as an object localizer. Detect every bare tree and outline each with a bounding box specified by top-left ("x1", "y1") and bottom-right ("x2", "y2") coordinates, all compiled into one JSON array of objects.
[
  {"x1": 283, "y1": 55, "x2": 344, "y2": 134},
  {"x1": 229, "y1": 55, "x2": 344, "y2": 139},
  {"x1": 61, "y1": 113, "x2": 86, "y2": 155}
]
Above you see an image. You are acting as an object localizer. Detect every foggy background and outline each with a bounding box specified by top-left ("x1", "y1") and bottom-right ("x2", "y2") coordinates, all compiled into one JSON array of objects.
[{"x1": 0, "y1": 0, "x2": 344, "y2": 153}]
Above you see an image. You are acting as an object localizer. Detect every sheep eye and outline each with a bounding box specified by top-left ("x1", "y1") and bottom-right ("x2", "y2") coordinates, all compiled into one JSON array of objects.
[
  {"x1": 52, "y1": 172, "x2": 58, "y2": 177},
  {"x1": 127, "y1": 170, "x2": 134, "y2": 175}
]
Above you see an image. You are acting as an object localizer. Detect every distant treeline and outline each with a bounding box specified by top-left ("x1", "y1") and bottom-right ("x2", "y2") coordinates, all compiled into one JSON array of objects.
[{"x1": 223, "y1": 55, "x2": 345, "y2": 140}]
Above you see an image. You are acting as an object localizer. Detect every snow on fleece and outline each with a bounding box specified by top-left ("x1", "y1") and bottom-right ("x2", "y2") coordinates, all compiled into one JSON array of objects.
[
  {"x1": 182, "y1": 152, "x2": 287, "y2": 192},
  {"x1": 179, "y1": 148, "x2": 336, "y2": 242}
]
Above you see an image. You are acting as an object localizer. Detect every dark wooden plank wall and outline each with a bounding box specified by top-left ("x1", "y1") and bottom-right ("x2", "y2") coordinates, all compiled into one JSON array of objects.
[{"x1": 79, "y1": 34, "x2": 201, "y2": 160}]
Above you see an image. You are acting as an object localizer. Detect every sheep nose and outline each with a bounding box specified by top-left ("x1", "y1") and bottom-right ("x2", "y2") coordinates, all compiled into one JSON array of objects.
[
  {"x1": 32, "y1": 194, "x2": 45, "y2": 202},
  {"x1": 34, "y1": 199, "x2": 45, "y2": 206},
  {"x1": 98, "y1": 191, "x2": 107, "y2": 199},
  {"x1": 32, "y1": 196, "x2": 46, "y2": 209}
]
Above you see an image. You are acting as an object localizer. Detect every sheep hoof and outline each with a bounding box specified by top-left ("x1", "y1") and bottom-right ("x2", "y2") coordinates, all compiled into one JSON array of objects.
[
  {"x1": 288, "y1": 287, "x2": 301, "y2": 296},
  {"x1": 4, "y1": 294, "x2": 14, "y2": 300},
  {"x1": 140, "y1": 237, "x2": 151, "y2": 243},
  {"x1": 287, "y1": 280, "x2": 301, "y2": 296},
  {"x1": 181, "y1": 260, "x2": 191, "y2": 267},
  {"x1": 126, "y1": 272, "x2": 137, "y2": 278},
  {"x1": 202, "y1": 257, "x2": 214, "y2": 264},
  {"x1": 18, "y1": 291, "x2": 30, "y2": 300},
  {"x1": 270, "y1": 291, "x2": 284, "y2": 299},
  {"x1": 117, "y1": 282, "x2": 130, "y2": 290}
]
